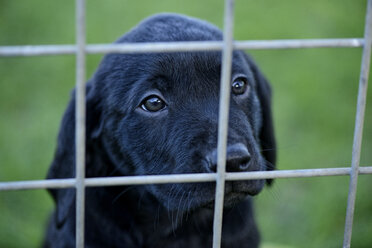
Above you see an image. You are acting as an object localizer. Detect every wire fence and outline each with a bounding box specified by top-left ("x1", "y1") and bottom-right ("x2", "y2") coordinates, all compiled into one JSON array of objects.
[{"x1": 0, "y1": 0, "x2": 372, "y2": 247}]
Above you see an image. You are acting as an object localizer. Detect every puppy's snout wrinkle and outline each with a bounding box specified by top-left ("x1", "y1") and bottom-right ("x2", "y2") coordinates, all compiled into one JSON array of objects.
[{"x1": 206, "y1": 143, "x2": 251, "y2": 172}]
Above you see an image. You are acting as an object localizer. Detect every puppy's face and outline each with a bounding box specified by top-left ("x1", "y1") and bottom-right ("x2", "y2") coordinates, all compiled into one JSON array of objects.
[
  {"x1": 79, "y1": 14, "x2": 276, "y2": 213},
  {"x1": 97, "y1": 51, "x2": 267, "y2": 210}
]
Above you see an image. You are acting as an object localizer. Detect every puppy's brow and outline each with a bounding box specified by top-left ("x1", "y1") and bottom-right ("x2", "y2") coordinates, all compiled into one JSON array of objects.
[{"x1": 150, "y1": 76, "x2": 172, "y2": 92}]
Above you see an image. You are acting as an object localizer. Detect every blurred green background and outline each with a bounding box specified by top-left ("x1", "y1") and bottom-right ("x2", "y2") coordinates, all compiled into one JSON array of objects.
[{"x1": 0, "y1": 0, "x2": 371, "y2": 247}]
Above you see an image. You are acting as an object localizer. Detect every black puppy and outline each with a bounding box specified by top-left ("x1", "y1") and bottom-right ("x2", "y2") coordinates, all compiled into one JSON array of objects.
[{"x1": 44, "y1": 13, "x2": 276, "y2": 248}]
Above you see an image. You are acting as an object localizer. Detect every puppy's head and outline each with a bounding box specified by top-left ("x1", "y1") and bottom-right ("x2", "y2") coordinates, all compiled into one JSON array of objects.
[{"x1": 48, "y1": 14, "x2": 276, "y2": 218}]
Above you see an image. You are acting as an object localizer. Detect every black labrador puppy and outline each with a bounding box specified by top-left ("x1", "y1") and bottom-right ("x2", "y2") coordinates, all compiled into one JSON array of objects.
[{"x1": 44, "y1": 13, "x2": 276, "y2": 248}]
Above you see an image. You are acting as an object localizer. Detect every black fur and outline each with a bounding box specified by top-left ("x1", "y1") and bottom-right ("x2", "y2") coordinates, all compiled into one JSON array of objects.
[{"x1": 44, "y1": 13, "x2": 276, "y2": 248}]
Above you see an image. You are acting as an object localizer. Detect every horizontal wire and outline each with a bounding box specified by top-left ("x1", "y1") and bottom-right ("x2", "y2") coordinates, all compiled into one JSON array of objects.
[
  {"x1": 0, "y1": 166, "x2": 371, "y2": 191},
  {"x1": 0, "y1": 38, "x2": 364, "y2": 57}
]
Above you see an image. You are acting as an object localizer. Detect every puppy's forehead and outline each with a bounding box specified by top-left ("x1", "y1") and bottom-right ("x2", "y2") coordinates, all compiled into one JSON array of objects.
[
  {"x1": 117, "y1": 13, "x2": 223, "y2": 43},
  {"x1": 141, "y1": 51, "x2": 253, "y2": 98},
  {"x1": 153, "y1": 52, "x2": 221, "y2": 88}
]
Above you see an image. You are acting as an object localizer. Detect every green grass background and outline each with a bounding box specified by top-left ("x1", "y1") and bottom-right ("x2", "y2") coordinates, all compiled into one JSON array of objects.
[{"x1": 0, "y1": 0, "x2": 371, "y2": 247}]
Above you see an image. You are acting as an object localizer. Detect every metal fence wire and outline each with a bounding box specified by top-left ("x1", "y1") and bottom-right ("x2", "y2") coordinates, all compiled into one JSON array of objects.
[{"x1": 0, "y1": 0, "x2": 372, "y2": 248}]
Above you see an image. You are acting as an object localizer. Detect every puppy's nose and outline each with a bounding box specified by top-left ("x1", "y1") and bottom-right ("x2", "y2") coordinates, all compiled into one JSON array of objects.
[
  {"x1": 225, "y1": 143, "x2": 251, "y2": 172},
  {"x1": 206, "y1": 143, "x2": 251, "y2": 172}
]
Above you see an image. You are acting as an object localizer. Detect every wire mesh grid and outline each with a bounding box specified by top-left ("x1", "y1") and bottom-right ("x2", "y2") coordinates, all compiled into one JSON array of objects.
[{"x1": 0, "y1": 0, "x2": 372, "y2": 247}]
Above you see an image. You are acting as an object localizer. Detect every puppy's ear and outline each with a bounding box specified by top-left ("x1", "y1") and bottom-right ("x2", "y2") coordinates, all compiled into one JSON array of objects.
[
  {"x1": 47, "y1": 82, "x2": 103, "y2": 227},
  {"x1": 243, "y1": 54, "x2": 276, "y2": 185}
]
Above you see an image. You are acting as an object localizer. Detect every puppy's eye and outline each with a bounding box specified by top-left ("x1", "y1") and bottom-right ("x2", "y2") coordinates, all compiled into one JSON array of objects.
[
  {"x1": 141, "y1": 95, "x2": 166, "y2": 112},
  {"x1": 232, "y1": 78, "x2": 249, "y2": 95}
]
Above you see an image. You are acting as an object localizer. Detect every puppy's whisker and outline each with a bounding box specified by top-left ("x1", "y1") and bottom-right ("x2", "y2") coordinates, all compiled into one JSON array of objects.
[
  {"x1": 170, "y1": 184, "x2": 185, "y2": 231},
  {"x1": 263, "y1": 159, "x2": 275, "y2": 171},
  {"x1": 184, "y1": 190, "x2": 192, "y2": 222},
  {"x1": 108, "y1": 165, "x2": 122, "y2": 176},
  {"x1": 260, "y1": 144, "x2": 298, "y2": 153},
  {"x1": 260, "y1": 147, "x2": 277, "y2": 152},
  {"x1": 112, "y1": 186, "x2": 134, "y2": 204},
  {"x1": 153, "y1": 205, "x2": 161, "y2": 231},
  {"x1": 175, "y1": 190, "x2": 186, "y2": 227},
  {"x1": 171, "y1": 162, "x2": 187, "y2": 173},
  {"x1": 137, "y1": 187, "x2": 146, "y2": 210},
  {"x1": 166, "y1": 184, "x2": 177, "y2": 215}
]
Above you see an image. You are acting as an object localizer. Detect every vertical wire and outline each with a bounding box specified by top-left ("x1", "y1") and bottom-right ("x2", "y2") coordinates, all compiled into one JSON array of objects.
[
  {"x1": 212, "y1": 0, "x2": 235, "y2": 247},
  {"x1": 343, "y1": 0, "x2": 372, "y2": 247},
  {"x1": 75, "y1": 0, "x2": 86, "y2": 247}
]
